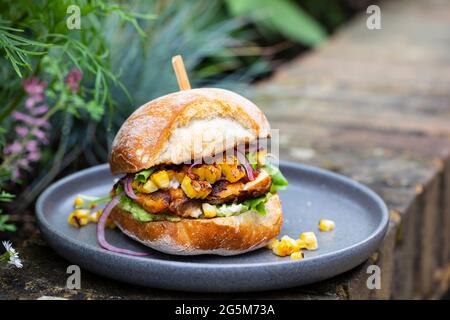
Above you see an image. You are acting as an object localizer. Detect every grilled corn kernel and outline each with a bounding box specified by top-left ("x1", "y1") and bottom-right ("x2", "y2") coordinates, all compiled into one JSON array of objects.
[
  {"x1": 220, "y1": 163, "x2": 246, "y2": 183},
  {"x1": 140, "y1": 179, "x2": 158, "y2": 193},
  {"x1": 68, "y1": 212, "x2": 80, "y2": 228},
  {"x1": 73, "y1": 196, "x2": 84, "y2": 208},
  {"x1": 266, "y1": 238, "x2": 279, "y2": 249},
  {"x1": 318, "y1": 219, "x2": 335, "y2": 232},
  {"x1": 202, "y1": 203, "x2": 217, "y2": 218},
  {"x1": 296, "y1": 239, "x2": 306, "y2": 249},
  {"x1": 272, "y1": 242, "x2": 292, "y2": 257},
  {"x1": 203, "y1": 165, "x2": 221, "y2": 184},
  {"x1": 131, "y1": 180, "x2": 140, "y2": 189},
  {"x1": 281, "y1": 235, "x2": 301, "y2": 251},
  {"x1": 272, "y1": 236, "x2": 301, "y2": 257},
  {"x1": 181, "y1": 176, "x2": 212, "y2": 199},
  {"x1": 299, "y1": 232, "x2": 318, "y2": 250},
  {"x1": 68, "y1": 209, "x2": 90, "y2": 228},
  {"x1": 191, "y1": 166, "x2": 206, "y2": 181},
  {"x1": 151, "y1": 170, "x2": 170, "y2": 189},
  {"x1": 256, "y1": 150, "x2": 268, "y2": 166},
  {"x1": 74, "y1": 209, "x2": 90, "y2": 219},
  {"x1": 290, "y1": 251, "x2": 305, "y2": 260},
  {"x1": 166, "y1": 170, "x2": 182, "y2": 182},
  {"x1": 89, "y1": 210, "x2": 102, "y2": 223}
]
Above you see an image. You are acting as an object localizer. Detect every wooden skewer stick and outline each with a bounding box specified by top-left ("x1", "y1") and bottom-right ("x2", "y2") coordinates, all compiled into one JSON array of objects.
[{"x1": 171, "y1": 55, "x2": 191, "y2": 90}]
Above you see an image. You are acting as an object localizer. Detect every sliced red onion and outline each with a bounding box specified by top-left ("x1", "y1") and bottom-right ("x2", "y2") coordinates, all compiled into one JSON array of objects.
[
  {"x1": 236, "y1": 151, "x2": 255, "y2": 181},
  {"x1": 123, "y1": 174, "x2": 137, "y2": 199},
  {"x1": 187, "y1": 159, "x2": 202, "y2": 176},
  {"x1": 97, "y1": 195, "x2": 149, "y2": 256}
]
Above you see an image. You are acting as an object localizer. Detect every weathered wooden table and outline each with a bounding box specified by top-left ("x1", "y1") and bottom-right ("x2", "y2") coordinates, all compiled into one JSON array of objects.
[{"x1": 1, "y1": 0, "x2": 449, "y2": 299}]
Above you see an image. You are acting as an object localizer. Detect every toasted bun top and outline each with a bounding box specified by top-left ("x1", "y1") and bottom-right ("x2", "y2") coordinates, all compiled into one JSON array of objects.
[{"x1": 109, "y1": 88, "x2": 270, "y2": 175}]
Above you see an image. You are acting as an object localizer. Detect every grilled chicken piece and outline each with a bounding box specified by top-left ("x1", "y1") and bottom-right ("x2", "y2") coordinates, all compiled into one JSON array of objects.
[
  {"x1": 206, "y1": 180, "x2": 244, "y2": 204},
  {"x1": 135, "y1": 188, "x2": 202, "y2": 218},
  {"x1": 239, "y1": 169, "x2": 272, "y2": 199},
  {"x1": 206, "y1": 170, "x2": 272, "y2": 205},
  {"x1": 135, "y1": 190, "x2": 170, "y2": 213},
  {"x1": 168, "y1": 188, "x2": 202, "y2": 218}
]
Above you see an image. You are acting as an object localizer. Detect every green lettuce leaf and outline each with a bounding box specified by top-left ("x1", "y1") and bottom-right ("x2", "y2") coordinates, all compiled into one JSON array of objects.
[
  {"x1": 263, "y1": 163, "x2": 288, "y2": 193},
  {"x1": 242, "y1": 194, "x2": 271, "y2": 215},
  {"x1": 246, "y1": 152, "x2": 258, "y2": 170}
]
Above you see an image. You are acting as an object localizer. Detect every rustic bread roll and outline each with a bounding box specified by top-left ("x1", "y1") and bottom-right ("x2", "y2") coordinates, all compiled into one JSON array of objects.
[
  {"x1": 109, "y1": 88, "x2": 271, "y2": 175},
  {"x1": 110, "y1": 193, "x2": 283, "y2": 256}
]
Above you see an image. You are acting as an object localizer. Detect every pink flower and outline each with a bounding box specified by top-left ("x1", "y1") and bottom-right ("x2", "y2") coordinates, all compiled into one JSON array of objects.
[
  {"x1": 4, "y1": 141, "x2": 22, "y2": 154},
  {"x1": 11, "y1": 111, "x2": 29, "y2": 122},
  {"x1": 65, "y1": 67, "x2": 83, "y2": 93},
  {"x1": 29, "y1": 117, "x2": 49, "y2": 127},
  {"x1": 27, "y1": 152, "x2": 41, "y2": 162},
  {"x1": 12, "y1": 112, "x2": 48, "y2": 127},
  {"x1": 5, "y1": 75, "x2": 50, "y2": 182},
  {"x1": 25, "y1": 95, "x2": 44, "y2": 109},
  {"x1": 15, "y1": 126, "x2": 29, "y2": 137},
  {"x1": 31, "y1": 104, "x2": 49, "y2": 115},
  {"x1": 26, "y1": 140, "x2": 38, "y2": 152},
  {"x1": 31, "y1": 128, "x2": 48, "y2": 142},
  {"x1": 23, "y1": 77, "x2": 47, "y2": 96}
]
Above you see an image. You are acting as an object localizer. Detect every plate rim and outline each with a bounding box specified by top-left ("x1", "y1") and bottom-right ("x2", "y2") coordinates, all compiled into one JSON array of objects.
[{"x1": 36, "y1": 161, "x2": 389, "y2": 271}]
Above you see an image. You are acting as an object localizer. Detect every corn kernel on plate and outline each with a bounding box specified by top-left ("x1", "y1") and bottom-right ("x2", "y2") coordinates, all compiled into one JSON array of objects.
[{"x1": 36, "y1": 161, "x2": 389, "y2": 292}]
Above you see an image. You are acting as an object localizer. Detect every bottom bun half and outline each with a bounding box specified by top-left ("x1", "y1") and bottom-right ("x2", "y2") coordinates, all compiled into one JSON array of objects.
[{"x1": 110, "y1": 193, "x2": 283, "y2": 256}]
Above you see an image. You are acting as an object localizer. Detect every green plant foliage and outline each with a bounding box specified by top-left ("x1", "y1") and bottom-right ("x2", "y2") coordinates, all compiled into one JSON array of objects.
[
  {"x1": 226, "y1": 0, "x2": 327, "y2": 46},
  {"x1": 0, "y1": 190, "x2": 15, "y2": 232},
  {"x1": 0, "y1": 20, "x2": 48, "y2": 78},
  {"x1": 106, "y1": 0, "x2": 268, "y2": 109},
  {"x1": 0, "y1": 0, "x2": 152, "y2": 214}
]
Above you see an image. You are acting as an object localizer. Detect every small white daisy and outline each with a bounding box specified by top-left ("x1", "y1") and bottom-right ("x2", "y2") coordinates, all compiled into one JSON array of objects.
[
  {"x1": 1, "y1": 240, "x2": 23, "y2": 269},
  {"x1": 8, "y1": 255, "x2": 23, "y2": 268},
  {"x1": 2, "y1": 240, "x2": 12, "y2": 252}
]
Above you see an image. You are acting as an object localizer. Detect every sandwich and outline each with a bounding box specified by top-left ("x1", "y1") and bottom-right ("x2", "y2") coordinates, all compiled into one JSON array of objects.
[{"x1": 98, "y1": 88, "x2": 288, "y2": 256}]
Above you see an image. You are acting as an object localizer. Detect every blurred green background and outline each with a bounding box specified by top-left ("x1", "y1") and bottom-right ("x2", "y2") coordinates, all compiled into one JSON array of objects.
[{"x1": 0, "y1": 0, "x2": 371, "y2": 236}]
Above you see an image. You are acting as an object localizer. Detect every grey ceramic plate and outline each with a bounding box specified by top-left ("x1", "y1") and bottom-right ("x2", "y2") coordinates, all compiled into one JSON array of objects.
[{"x1": 36, "y1": 161, "x2": 388, "y2": 292}]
